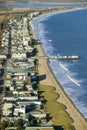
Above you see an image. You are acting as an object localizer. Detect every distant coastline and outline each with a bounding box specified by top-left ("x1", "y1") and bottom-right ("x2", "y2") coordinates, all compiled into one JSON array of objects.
[
  {"x1": 0, "y1": 0, "x2": 87, "y2": 4},
  {"x1": 0, "y1": 1, "x2": 87, "y2": 9}
]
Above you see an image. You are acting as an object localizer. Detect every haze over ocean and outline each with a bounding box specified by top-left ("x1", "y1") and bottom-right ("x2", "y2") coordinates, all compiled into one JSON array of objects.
[
  {"x1": 0, "y1": 1, "x2": 87, "y2": 8},
  {"x1": 33, "y1": 9, "x2": 87, "y2": 118}
]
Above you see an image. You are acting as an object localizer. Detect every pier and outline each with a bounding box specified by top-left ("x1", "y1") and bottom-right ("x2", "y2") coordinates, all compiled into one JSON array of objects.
[{"x1": 36, "y1": 55, "x2": 79, "y2": 60}]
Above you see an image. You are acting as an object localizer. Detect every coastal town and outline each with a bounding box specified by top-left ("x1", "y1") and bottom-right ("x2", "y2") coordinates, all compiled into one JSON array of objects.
[
  {"x1": 0, "y1": 3, "x2": 87, "y2": 130},
  {"x1": 0, "y1": 10, "x2": 56, "y2": 130}
]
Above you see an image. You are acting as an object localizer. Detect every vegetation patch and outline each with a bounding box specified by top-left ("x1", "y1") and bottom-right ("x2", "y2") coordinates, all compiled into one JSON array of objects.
[{"x1": 39, "y1": 84, "x2": 75, "y2": 130}]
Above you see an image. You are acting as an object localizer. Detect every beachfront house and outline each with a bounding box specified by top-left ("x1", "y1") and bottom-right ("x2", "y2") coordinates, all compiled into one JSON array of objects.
[
  {"x1": 14, "y1": 105, "x2": 25, "y2": 117},
  {"x1": 0, "y1": 55, "x2": 7, "y2": 60},
  {"x1": 5, "y1": 127, "x2": 17, "y2": 130},
  {"x1": 25, "y1": 126, "x2": 54, "y2": 130},
  {"x1": 30, "y1": 72, "x2": 37, "y2": 83},
  {"x1": 11, "y1": 53, "x2": 26, "y2": 60},
  {"x1": 29, "y1": 110, "x2": 47, "y2": 126},
  {"x1": 2, "y1": 103, "x2": 13, "y2": 117}
]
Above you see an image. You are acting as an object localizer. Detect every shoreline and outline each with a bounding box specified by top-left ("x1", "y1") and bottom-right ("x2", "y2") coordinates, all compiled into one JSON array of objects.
[
  {"x1": 34, "y1": 6, "x2": 87, "y2": 18},
  {"x1": 36, "y1": 43, "x2": 87, "y2": 130},
  {"x1": 37, "y1": 32, "x2": 87, "y2": 119},
  {"x1": 30, "y1": 8, "x2": 87, "y2": 129}
]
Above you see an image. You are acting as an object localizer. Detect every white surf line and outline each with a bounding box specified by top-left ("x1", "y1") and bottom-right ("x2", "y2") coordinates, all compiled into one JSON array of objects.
[
  {"x1": 59, "y1": 63, "x2": 68, "y2": 71},
  {"x1": 48, "y1": 39, "x2": 52, "y2": 42},
  {"x1": 67, "y1": 75, "x2": 80, "y2": 87}
]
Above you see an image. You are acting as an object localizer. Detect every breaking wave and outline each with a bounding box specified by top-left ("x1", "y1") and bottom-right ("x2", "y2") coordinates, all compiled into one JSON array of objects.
[{"x1": 67, "y1": 75, "x2": 80, "y2": 86}]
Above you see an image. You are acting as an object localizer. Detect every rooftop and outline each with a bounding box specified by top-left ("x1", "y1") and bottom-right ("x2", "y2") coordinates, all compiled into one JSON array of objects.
[{"x1": 25, "y1": 126, "x2": 54, "y2": 130}]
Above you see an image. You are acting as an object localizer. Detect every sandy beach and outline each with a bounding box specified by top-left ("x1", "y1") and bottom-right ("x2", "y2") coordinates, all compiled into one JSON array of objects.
[
  {"x1": 37, "y1": 44, "x2": 87, "y2": 130},
  {"x1": 31, "y1": 8, "x2": 87, "y2": 129}
]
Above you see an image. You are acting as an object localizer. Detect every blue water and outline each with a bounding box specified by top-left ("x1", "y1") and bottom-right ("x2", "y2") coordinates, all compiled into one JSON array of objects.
[{"x1": 32, "y1": 9, "x2": 87, "y2": 118}]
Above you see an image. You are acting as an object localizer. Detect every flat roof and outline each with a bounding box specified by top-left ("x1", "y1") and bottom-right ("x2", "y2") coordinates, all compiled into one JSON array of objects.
[
  {"x1": 5, "y1": 127, "x2": 17, "y2": 130},
  {"x1": 25, "y1": 126, "x2": 54, "y2": 130}
]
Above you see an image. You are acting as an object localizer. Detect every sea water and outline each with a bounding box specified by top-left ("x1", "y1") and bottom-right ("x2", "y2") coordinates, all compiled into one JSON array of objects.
[{"x1": 32, "y1": 9, "x2": 87, "y2": 118}]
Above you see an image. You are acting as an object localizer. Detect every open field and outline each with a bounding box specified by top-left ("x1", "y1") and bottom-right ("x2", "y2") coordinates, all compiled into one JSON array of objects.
[{"x1": 39, "y1": 84, "x2": 75, "y2": 130}]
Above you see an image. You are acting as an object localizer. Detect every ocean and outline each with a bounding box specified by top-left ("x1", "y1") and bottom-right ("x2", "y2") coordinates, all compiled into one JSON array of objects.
[{"x1": 32, "y1": 9, "x2": 87, "y2": 119}]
